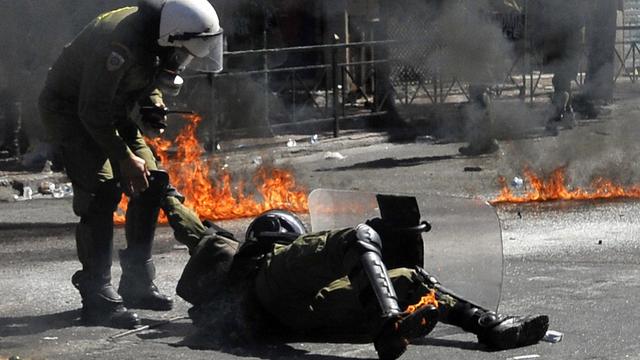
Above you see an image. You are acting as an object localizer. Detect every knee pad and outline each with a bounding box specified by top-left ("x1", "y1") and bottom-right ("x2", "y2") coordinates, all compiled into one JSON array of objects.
[
  {"x1": 345, "y1": 224, "x2": 401, "y2": 318},
  {"x1": 343, "y1": 223, "x2": 383, "y2": 272}
]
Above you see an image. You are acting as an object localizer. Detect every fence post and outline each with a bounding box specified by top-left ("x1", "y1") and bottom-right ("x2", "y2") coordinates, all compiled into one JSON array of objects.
[
  {"x1": 262, "y1": 23, "x2": 273, "y2": 135},
  {"x1": 332, "y1": 35, "x2": 340, "y2": 138},
  {"x1": 11, "y1": 102, "x2": 22, "y2": 157},
  {"x1": 633, "y1": 42, "x2": 637, "y2": 83}
]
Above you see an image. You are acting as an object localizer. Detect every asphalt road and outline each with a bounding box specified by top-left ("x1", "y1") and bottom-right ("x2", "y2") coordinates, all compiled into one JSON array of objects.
[{"x1": 2, "y1": 91, "x2": 640, "y2": 359}]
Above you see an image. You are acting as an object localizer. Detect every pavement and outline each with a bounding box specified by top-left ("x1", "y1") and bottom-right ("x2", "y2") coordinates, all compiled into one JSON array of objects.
[{"x1": 2, "y1": 83, "x2": 640, "y2": 359}]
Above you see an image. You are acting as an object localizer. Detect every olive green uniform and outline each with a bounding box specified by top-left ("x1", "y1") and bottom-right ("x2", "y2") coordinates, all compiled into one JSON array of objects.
[
  {"x1": 39, "y1": 6, "x2": 205, "y2": 243},
  {"x1": 254, "y1": 229, "x2": 457, "y2": 334},
  {"x1": 181, "y1": 221, "x2": 550, "y2": 354},
  {"x1": 39, "y1": 7, "x2": 207, "y2": 304},
  {"x1": 179, "y1": 227, "x2": 458, "y2": 336}
]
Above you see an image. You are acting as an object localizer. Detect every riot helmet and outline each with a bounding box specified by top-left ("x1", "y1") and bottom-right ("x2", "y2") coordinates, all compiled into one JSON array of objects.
[
  {"x1": 157, "y1": 0, "x2": 223, "y2": 65},
  {"x1": 144, "y1": 0, "x2": 224, "y2": 95},
  {"x1": 245, "y1": 210, "x2": 307, "y2": 243}
]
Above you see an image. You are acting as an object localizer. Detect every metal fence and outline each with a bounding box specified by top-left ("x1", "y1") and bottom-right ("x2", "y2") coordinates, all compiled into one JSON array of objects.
[
  {"x1": 615, "y1": 26, "x2": 640, "y2": 82},
  {"x1": 187, "y1": 40, "x2": 397, "y2": 141}
]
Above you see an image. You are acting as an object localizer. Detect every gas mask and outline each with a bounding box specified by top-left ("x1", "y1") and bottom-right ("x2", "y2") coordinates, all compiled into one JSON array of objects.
[{"x1": 156, "y1": 47, "x2": 193, "y2": 97}]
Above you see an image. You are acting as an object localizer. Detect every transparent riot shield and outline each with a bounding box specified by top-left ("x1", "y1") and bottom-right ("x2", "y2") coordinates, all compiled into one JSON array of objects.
[{"x1": 308, "y1": 189, "x2": 503, "y2": 312}]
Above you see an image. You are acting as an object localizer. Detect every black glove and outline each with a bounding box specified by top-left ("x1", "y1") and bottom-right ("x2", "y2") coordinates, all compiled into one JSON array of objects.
[{"x1": 140, "y1": 105, "x2": 169, "y2": 136}]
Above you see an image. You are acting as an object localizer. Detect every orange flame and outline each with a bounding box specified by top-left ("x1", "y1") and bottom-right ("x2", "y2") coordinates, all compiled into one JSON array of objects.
[
  {"x1": 491, "y1": 166, "x2": 640, "y2": 204},
  {"x1": 114, "y1": 114, "x2": 308, "y2": 224},
  {"x1": 405, "y1": 289, "x2": 439, "y2": 314}
]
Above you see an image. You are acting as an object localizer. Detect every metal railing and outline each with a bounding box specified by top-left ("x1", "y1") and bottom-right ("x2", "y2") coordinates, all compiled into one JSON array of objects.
[
  {"x1": 187, "y1": 40, "x2": 397, "y2": 139},
  {"x1": 615, "y1": 26, "x2": 640, "y2": 83}
]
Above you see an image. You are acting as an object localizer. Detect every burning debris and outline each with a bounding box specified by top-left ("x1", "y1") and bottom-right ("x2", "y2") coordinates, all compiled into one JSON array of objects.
[
  {"x1": 115, "y1": 114, "x2": 309, "y2": 224},
  {"x1": 492, "y1": 167, "x2": 640, "y2": 204},
  {"x1": 405, "y1": 290, "x2": 439, "y2": 314}
]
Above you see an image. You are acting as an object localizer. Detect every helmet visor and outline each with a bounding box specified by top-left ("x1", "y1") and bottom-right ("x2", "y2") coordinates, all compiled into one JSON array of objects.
[{"x1": 182, "y1": 29, "x2": 224, "y2": 72}]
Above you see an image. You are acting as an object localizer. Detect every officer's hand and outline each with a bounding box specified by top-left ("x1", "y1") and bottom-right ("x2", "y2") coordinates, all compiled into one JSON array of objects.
[
  {"x1": 119, "y1": 154, "x2": 150, "y2": 196},
  {"x1": 140, "y1": 104, "x2": 168, "y2": 138}
]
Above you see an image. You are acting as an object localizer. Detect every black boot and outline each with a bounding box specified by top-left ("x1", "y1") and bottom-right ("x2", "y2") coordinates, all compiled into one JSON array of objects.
[
  {"x1": 120, "y1": 176, "x2": 173, "y2": 311},
  {"x1": 443, "y1": 302, "x2": 548, "y2": 350},
  {"x1": 476, "y1": 312, "x2": 549, "y2": 350},
  {"x1": 72, "y1": 270, "x2": 140, "y2": 329},
  {"x1": 74, "y1": 210, "x2": 139, "y2": 329},
  {"x1": 119, "y1": 250, "x2": 174, "y2": 311},
  {"x1": 374, "y1": 304, "x2": 439, "y2": 360}
]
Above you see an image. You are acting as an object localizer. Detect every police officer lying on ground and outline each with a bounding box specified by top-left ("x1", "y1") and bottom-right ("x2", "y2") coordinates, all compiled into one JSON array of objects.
[
  {"x1": 38, "y1": 0, "x2": 224, "y2": 329},
  {"x1": 176, "y1": 205, "x2": 550, "y2": 360}
]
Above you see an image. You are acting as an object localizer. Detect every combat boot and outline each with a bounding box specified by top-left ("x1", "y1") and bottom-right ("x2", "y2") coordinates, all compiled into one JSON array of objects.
[
  {"x1": 120, "y1": 173, "x2": 173, "y2": 311},
  {"x1": 546, "y1": 90, "x2": 576, "y2": 133},
  {"x1": 72, "y1": 270, "x2": 139, "y2": 329},
  {"x1": 373, "y1": 304, "x2": 439, "y2": 360},
  {"x1": 118, "y1": 250, "x2": 174, "y2": 311},
  {"x1": 443, "y1": 302, "x2": 548, "y2": 350},
  {"x1": 476, "y1": 312, "x2": 549, "y2": 350}
]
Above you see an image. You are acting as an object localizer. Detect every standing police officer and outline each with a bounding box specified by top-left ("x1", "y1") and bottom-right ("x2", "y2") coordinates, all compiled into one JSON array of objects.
[{"x1": 39, "y1": 0, "x2": 224, "y2": 329}]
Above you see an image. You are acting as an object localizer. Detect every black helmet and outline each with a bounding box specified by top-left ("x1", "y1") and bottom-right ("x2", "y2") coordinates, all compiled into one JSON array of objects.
[{"x1": 245, "y1": 209, "x2": 307, "y2": 243}]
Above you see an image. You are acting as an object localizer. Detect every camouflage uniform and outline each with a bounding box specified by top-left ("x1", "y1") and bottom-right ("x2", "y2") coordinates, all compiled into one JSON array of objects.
[{"x1": 39, "y1": 6, "x2": 207, "y2": 326}]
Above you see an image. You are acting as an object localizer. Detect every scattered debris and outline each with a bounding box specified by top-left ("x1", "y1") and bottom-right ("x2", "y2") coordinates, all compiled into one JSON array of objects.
[
  {"x1": 18, "y1": 186, "x2": 33, "y2": 201},
  {"x1": 310, "y1": 134, "x2": 319, "y2": 144},
  {"x1": 42, "y1": 336, "x2": 58, "y2": 340},
  {"x1": 286, "y1": 138, "x2": 297, "y2": 148},
  {"x1": 252, "y1": 156, "x2": 263, "y2": 166},
  {"x1": 38, "y1": 181, "x2": 55, "y2": 195},
  {"x1": 12, "y1": 182, "x2": 73, "y2": 201},
  {"x1": 463, "y1": 166, "x2": 482, "y2": 172},
  {"x1": 173, "y1": 245, "x2": 189, "y2": 251},
  {"x1": 0, "y1": 177, "x2": 11, "y2": 187},
  {"x1": 509, "y1": 355, "x2": 540, "y2": 360},
  {"x1": 512, "y1": 176, "x2": 524, "y2": 189},
  {"x1": 324, "y1": 151, "x2": 346, "y2": 160},
  {"x1": 542, "y1": 330, "x2": 563, "y2": 343},
  {"x1": 108, "y1": 315, "x2": 189, "y2": 341},
  {"x1": 416, "y1": 135, "x2": 435, "y2": 143}
]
